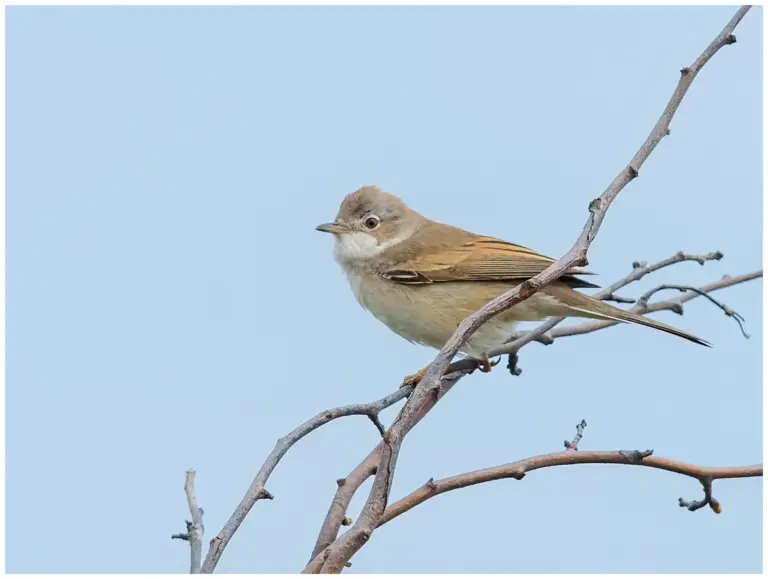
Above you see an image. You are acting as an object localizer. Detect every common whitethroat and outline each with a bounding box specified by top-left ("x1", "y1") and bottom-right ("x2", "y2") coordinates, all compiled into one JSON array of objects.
[{"x1": 316, "y1": 186, "x2": 709, "y2": 385}]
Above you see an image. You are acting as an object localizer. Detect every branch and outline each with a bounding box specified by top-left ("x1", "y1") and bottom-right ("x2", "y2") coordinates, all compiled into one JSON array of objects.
[
  {"x1": 380, "y1": 453, "x2": 761, "y2": 527},
  {"x1": 314, "y1": 6, "x2": 752, "y2": 573},
  {"x1": 172, "y1": 470, "x2": 205, "y2": 574},
  {"x1": 306, "y1": 359, "x2": 477, "y2": 567},
  {"x1": 379, "y1": 421, "x2": 762, "y2": 527},
  {"x1": 200, "y1": 385, "x2": 430, "y2": 573}
]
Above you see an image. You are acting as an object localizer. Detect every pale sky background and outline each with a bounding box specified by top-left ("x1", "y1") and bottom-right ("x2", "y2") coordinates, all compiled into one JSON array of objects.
[{"x1": 6, "y1": 5, "x2": 763, "y2": 574}]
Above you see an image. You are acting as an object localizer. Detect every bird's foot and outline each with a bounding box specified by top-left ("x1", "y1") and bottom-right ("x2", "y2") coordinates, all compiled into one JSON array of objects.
[
  {"x1": 477, "y1": 356, "x2": 501, "y2": 373},
  {"x1": 400, "y1": 365, "x2": 429, "y2": 388}
]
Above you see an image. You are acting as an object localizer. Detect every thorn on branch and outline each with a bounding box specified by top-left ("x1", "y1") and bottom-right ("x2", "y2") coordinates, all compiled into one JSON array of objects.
[
  {"x1": 679, "y1": 479, "x2": 722, "y2": 513},
  {"x1": 258, "y1": 488, "x2": 274, "y2": 500},
  {"x1": 564, "y1": 419, "x2": 588, "y2": 450},
  {"x1": 627, "y1": 165, "x2": 639, "y2": 179},
  {"x1": 426, "y1": 477, "x2": 437, "y2": 491}
]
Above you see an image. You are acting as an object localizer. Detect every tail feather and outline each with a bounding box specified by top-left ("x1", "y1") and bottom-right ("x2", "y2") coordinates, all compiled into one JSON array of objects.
[{"x1": 546, "y1": 283, "x2": 711, "y2": 347}]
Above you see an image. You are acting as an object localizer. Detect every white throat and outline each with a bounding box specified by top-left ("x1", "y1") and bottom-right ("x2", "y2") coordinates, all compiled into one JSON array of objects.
[{"x1": 333, "y1": 228, "x2": 414, "y2": 266}]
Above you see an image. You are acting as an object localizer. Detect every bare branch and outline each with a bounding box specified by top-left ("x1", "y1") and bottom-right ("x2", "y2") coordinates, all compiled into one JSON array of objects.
[
  {"x1": 379, "y1": 420, "x2": 758, "y2": 528},
  {"x1": 638, "y1": 284, "x2": 750, "y2": 338},
  {"x1": 378, "y1": 451, "x2": 761, "y2": 528},
  {"x1": 314, "y1": 7, "x2": 752, "y2": 572},
  {"x1": 172, "y1": 470, "x2": 205, "y2": 574},
  {"x1": 200, "y1": 386, "x2": 418, "y2": 573},
  {"x1": 307, "y1": 360, "x2": 477, "y2": 566}
]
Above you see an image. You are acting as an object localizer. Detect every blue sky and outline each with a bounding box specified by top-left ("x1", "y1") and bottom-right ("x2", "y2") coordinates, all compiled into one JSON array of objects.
[{"x1": 6, "y1": 5, "x2": 762, "y2": 573}]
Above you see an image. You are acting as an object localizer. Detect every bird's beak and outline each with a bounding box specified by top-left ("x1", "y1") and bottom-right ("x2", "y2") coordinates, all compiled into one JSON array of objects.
[{"x1": 315, "y1": 222, "x2": 349, "y2": 234}]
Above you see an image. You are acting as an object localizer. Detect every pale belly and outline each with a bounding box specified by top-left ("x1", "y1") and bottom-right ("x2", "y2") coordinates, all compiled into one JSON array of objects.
[{"x1": 344, "y1": 269, "x2": 570, "y2": 359}]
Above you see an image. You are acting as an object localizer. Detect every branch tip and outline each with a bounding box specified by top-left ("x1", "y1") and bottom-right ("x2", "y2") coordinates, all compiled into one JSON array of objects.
[
  {"x1": 565, "y1": 419, "x2": 588, "y2": 450},
  {"x1": 641, "y1": 284, "x2": 751, "y2": 338},
  {"x1": 506, "y1": 353, "x2": 523, "y2": 376}
]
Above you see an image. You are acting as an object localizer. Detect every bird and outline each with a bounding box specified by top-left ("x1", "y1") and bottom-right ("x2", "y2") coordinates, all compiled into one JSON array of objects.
[{"x1": 316, "y1": 186, "x2": 710, "y2": 385}]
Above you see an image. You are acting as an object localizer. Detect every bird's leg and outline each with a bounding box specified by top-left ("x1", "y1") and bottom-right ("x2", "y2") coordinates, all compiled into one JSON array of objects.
[
  {"x1": 400, "y1": 365, "x2": 430, "y2": 388},
  {"x1": 402, "y1": 355, "x2": 500, "y2": 387}
]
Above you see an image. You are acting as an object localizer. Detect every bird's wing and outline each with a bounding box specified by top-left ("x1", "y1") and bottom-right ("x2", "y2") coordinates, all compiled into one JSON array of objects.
[{"x1": 381, "y1": 224, "x2": 598, "y2": 288}]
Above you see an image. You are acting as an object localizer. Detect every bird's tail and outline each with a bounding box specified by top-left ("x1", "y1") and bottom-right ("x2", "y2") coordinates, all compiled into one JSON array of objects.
[{"x1": 546, "y1": 283, "x2": 711, "y2": 347}]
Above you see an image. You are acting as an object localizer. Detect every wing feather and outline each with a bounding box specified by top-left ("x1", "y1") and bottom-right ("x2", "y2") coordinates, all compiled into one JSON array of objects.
[{"x1": 381, "y1": 224, "x2": 598, "y2": 288}]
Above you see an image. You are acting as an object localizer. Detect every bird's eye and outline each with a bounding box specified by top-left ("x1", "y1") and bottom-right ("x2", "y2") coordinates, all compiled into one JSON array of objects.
[{"x1": 364, "y1": 215, "x2": 381, "y2": 230}]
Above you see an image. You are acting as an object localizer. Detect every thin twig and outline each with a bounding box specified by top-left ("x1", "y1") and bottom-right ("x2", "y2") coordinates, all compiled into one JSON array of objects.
[
  {"x1": 564, "y1": 419, "x2": 587, "y2": 450},
  {"x1": 172, "y1": 470, "x2": 205, "y2": 574},
  {"x1": 313, "y1": 8, "x2": 752, "y2": 572},
  {"x1": 638, "y1": 284, "x2": 750, "y2": 338},
  {"x1": 679, "y1": 479, "x2": 722, "y2": 513}
]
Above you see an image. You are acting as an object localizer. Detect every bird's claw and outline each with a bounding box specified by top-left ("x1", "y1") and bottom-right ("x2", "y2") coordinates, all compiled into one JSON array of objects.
[{"x1": 400, "y1": 365, "x2": 429, "y2": 388}]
